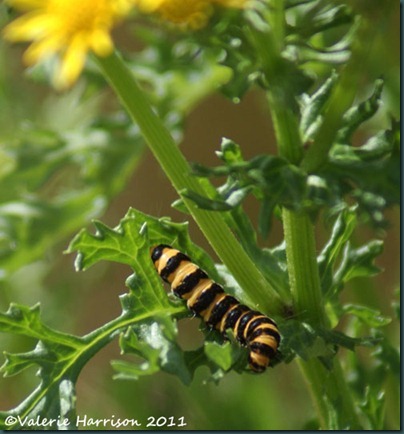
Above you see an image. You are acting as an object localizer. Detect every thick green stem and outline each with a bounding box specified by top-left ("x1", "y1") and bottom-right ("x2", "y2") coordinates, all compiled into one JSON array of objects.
[
  {"x1": 283, "y1": 211, "x2": 362, "y2": 428},
  {"x1": 298, "y1": 359, "x2": 363, "y2": 429},
  {"x1": 282, "y1": 210, "x2": 326, "y2": 326},
  {"x1": 250, "y1": 4, "x2": 362, "y2": 428},
  {"x1": 96, "y1": 51, "x2": 282, "y2": 314}
]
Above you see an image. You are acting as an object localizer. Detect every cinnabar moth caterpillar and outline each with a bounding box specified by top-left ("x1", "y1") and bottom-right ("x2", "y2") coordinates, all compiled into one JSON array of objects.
[{"x1": 151, "y1": 244, "x2": 281, "y2": 373}]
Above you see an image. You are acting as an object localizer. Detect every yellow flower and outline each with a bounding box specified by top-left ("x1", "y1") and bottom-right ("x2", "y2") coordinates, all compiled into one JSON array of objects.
[
  {"x1": 132, "y1": 0, "x2": 164, "y2": 13},
  {"x1": 134, "y1": 0, "x2": 247, "y2": 29},
  {"x1": 3, "y1": 0, "x2": 134, "y2": 89},
  {"x1": 213, "y1": 0, "x2": 247, "y2": 7}
]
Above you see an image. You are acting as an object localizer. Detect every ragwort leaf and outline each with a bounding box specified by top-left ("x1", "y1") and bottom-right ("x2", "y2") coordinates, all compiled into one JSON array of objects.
[
  {"x1": 0, "y1": 302, "x2": 109, "y2": 430},
  {"x1": 318, "y1": 207, "x2": 357, "y2": 297},
  {"x1": 336, "y1": 79, "x2": 384, "y2": 143},
  {"x1": 342, "y1": 305, "x2": 391, "y2": 328},
  {"x1": 300, "y1": 71, "x2": 338, "y2": 142},
  {"x1": 2, "y1": 209, "x2": 243, "y2": 428},
  {"x1": 113, "y1": 315, "x2": 193, "y2": 385}
]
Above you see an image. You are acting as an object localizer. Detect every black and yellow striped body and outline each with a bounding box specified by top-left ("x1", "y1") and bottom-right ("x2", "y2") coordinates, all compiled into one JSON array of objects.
[{"x1": 151, "y1": 244, "x2": 281, "y2": 373}]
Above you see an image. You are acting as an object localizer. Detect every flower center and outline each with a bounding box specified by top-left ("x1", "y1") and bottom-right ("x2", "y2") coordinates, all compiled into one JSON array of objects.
[{"x1": 47, "y1": 0, "x2": 113, "y2": 34}]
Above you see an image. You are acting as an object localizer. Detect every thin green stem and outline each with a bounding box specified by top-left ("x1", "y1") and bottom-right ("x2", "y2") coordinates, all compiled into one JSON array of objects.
[
  {"x1": 96, "y1": 51, "x2": 282, "y2": 314},
  {"x1": 301, "y1": 16, "x2": 373, "y2": 172},
  {"x1": 248, "y1": 0, "x2": 302, "y2": 163}
]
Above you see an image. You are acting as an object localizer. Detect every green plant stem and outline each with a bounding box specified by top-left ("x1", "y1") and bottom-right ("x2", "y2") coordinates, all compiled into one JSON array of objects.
[
  {"x1": 282, "y1": 210, "x2": 362, "y2": 428},
  {"x1": 282, "y1": 210, "x2": 325, "y2": 326},
  {"x1": 298, "y1": 358, "x2": 363, "y2": 429},
  {"x1": 250, "y1": 1, "x2": 326, "y2": 325},
  {"x1": 301, "y1": 16, "x2": 374, "y2": 172},
  {"x1": 250, "y1": 29, "x2": 302, "y2": 163},
  {"x1": 250, "y1": 4, "x2": 362, "y2": 428},
  {"x1": 96, "y1": 51, "x2": 282, "y2": 314}
]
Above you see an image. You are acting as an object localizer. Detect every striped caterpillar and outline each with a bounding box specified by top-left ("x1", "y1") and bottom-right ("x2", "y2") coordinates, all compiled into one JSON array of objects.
[{"x1": 151, "y1": 244, "x2": 281, "y2": 373}]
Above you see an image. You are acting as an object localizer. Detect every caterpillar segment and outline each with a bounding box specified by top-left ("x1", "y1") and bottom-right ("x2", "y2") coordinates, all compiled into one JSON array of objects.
[{"x1": 151, "y1": 244, "x2": 280, "y2": 373}]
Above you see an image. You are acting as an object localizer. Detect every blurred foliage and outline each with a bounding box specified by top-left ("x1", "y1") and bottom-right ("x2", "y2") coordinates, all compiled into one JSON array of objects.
[{"x1": 0, "y1": 0, "x2": 400, "y2": 431}]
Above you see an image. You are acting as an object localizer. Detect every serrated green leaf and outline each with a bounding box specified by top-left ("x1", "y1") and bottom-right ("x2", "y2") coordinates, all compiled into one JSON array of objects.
[
  {"x1": 225, "y1": 187, "x2": 253, "y2": 208},
  {"x1": 331, "y1": 131, "x2": 394, "y2": 164},
  {"x1": 111, "y1": 358, "x2": 159, "y2": 381},
  {"x1": 305, "y1": 4, "x2": 354, "y2": 37},
  {"x1": 170, "y1": 197, "x2": 189, "y2": 214},
  {"x1": 322, "y1": 394, "x2": 341, "y2": 430},
  {"x1": 0, "y1": 302, "x2": 109, "y2": 430},
  {"x1": 0, "y1": 293, "x2": 186, "y2": 429},
  {"x1": 318, "y1": 207, "x2": 357, "y2": 297},
  {"x1": 68, "y1": 216, "x2": 146, "y2": 271},
  {"x1": 68, "y1": 206, "x2": 288, "y2": 385},
  {"x1": 278, "y1": 318, "x2": 381, "y2": 371},
  {"x1": 181, "y1": 189, "x2": 233, "y2": 211},
  {"x1": 278, "y1": 320, "x2": 317, "y2": 361},
  {"x1": 325, "y1": 120, "x2": 400, "y2": 226},
  {"x1": 204, "y1": 329, "x2": 249, "y2": 375},
  {"x1": 216, "y1": 138, "x2": 244, "y2": 164},
  {"x1": 2, "y1": 207, "x2": 229, "y2": 426},
  {"x1": 342, "y1": 304, "x2": 391, "y2": 328},
  {"x1": 69, "y1": 215, "x2": 177, "y2": 312},
  {"x1": 0, "y1": 303, "x2": 81, "y2": 348},
  {"x1": 359, "y1": 387, "x2": 386, "y2": 430},
  {"x1": 318, "y1": 327, "x2": 381, "y2": 351},
  {"x1": 336, "y1": 79, "x2": 384, "y2": 143},
  {"x1": 373, "y1": 337, "x2": 400, "y2": 379},
  {"x1": 300, "y1": 71, "x2": 338, "y2": 141},
  {"x1": 68, "y1": 208, "x2": 217, "y2": 293},
  {"x1": 113, "y1": 319, "x2": 235, "y2": 385},
  {"x1": 251, "y1": 157, "x2": 308, "y2": 209},
  {"x1": 113, "y1": 316, "x2": 193, "y2": 384},
  {"x1": 67, "y1": 207, "x2": 255, "y2": 381},
  {"x1": 189, "y1": 145, "x2": 329, "y2": 239},
  {"x1": 258, "y1": 197, "x2": 276, "y2": 239},
  {"x1": 288, "y1": 2, "x2": 354, "y2": 44},
  {"x1": 191, "y1": 162, "x2": 232, "y2": 178},
  {"x1": 286, "y1": 43, "x2": 351, "y2": 66},
  {"x1": 59, "y1": 379, "x2": 77, "y2": 429},
  {"x1": 336, "y1": 240, "x2": 383, "y2": 285},
  {"x1": 2, "y1": 341, "x2": 55, "y2": 377},
  {"x1": 204, "y1": 341, "x2": 235, "y2": 371}
]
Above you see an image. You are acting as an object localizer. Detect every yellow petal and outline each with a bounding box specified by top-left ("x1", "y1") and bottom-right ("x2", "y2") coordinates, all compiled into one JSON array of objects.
[
  {"x1": 4, "y1": 0, "x2": 46, "y2": 12},
  {"x1": 112, "y1": 0, "x2": 136, "y2": 16},
  {"x1": 55, "y1": 36, "x2": 87, "y2": 89},
  {"x1": 89, "y1": 28, "x2": 113, "y2": 56},
  {"x1": 134, "y1": 0, "x2": 165, "y2": 13},
  {"x1": 23, "y1": 34, "x2": 63, "y2": 64},
  {"x1": 2, "y1": 13, "x2": 54, "y2": 41},
  {"x1": 4, "y1": 0, "x2": 132, "y2": 89}
]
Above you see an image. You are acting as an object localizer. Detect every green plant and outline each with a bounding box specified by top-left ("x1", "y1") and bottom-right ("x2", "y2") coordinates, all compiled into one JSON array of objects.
[{"x1": 0, "y1": 0, "x2": 399, "y2": 430}]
